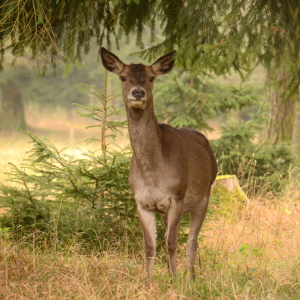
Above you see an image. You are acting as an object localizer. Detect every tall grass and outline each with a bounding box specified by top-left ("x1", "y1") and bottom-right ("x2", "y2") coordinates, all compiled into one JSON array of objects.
[{"x1": 0, "y1": 196, "x2": 299, "y2": 299}]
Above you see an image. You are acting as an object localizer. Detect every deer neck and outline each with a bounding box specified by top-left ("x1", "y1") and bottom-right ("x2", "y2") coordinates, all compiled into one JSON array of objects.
[{"x1": 126, "y1": 102, "x2": 163, "y2": 169}]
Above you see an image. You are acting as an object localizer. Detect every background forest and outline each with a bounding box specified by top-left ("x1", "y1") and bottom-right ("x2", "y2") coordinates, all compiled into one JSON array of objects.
[{"x1": 0, "y1": 1, "x2": 299, "y2": 299}]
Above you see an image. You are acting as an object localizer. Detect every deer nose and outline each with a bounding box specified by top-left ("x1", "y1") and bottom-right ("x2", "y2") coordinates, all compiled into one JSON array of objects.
[{"x1": 132, "y1": 89, "x2": 145, "y2": 100}]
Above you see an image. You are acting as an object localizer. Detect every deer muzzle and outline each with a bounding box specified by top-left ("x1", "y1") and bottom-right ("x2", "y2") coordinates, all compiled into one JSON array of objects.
[{"x1": 128, "y1": 88, "x2": 147, "y2": 108}]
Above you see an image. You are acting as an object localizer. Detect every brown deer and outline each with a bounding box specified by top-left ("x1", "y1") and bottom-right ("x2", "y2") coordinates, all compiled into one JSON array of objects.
[{"x1": 100, "y1": 47, "x2": 217, "y2": 280}]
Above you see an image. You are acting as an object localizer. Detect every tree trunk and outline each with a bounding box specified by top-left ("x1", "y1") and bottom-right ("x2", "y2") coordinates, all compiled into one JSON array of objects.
[
  {"x1": 0, "y1": 80, "x2": 27, "y2": 130},
  {"x1": 212, "y1": 175, "x2": 248, "y2": 200},
  {"x1": 263, "y1": 67, "x2": 295, "y2": 145},
  {"x1": 292, "y1": 99, "x2": 300, "y2": 157}
]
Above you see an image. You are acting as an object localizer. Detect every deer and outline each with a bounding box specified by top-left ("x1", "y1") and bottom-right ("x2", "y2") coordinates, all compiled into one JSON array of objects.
[{"x1": 100, "y1": 47, "x2": 217, "y2": 280}]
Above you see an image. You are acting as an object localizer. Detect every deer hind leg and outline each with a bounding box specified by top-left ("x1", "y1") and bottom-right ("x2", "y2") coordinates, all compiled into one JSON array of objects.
[
  {"x1": 164, "y1": 200, "x2": 183, "y2": 277},
  {"x1": 187, "y1": 189, "x2": 210, "y2": 280},
  {"x1": 137, "y1": 206, "x2": 156, "y2": 279}
]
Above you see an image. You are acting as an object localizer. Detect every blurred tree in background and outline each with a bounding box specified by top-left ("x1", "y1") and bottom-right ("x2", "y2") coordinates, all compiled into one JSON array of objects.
[
  {"x1": 0, "y1": 42, "x2": 106, "y2": 109},
  {"x1": 0, "y1": 80, "x2": 27, "y2": 130}
]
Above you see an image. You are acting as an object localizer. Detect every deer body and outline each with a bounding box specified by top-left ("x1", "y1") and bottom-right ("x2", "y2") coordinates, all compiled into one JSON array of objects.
[{"x1": 101, "y1": 48, "x2": 217, "y2": 279}]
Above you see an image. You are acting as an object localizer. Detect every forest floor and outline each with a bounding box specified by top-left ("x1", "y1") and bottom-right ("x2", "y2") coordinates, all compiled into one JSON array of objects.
[{"x1": 0, "y1": 104, "x2": 299, "y2": 299}]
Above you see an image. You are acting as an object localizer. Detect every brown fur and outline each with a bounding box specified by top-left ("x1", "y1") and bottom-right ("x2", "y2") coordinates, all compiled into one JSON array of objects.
[{"x1": 101, "y1": 47, "x2": 217, "y2": 280}]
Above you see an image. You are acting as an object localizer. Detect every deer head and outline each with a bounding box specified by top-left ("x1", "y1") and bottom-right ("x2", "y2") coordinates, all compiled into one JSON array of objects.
[{"x1": 100, "y1": 47, "x2": 176, "y2": 109}]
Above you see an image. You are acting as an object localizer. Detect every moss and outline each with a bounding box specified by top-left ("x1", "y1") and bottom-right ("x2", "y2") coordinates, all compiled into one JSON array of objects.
[
  {"x1": 209, "y1": 182, "x2": 247, "y2": 221},
  {"x1": 215, "y1": 175, "x2": 236, "y2": 180}
]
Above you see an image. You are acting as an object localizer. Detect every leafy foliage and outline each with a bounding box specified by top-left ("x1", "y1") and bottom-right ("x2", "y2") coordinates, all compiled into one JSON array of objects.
[
  {"x1": 1, "y1": 0, "x2": 299, "y2": 88},
  {"x1": 76, "y1": 82, "x2": 126, "y2": 158},
  {"x1": 0, "y1": 0, "x2": 156, "y2": 72},
  {"x1": 211, "y1": 97, "x2": 296, "y2": 195},
  {"x1": 154, "y1": 70, "x2": 219, "y2": 131},
  {"x1": 154, "y1": 0, "x2": 300, "y2": 82},
  {"x1": 0, "y1": 130, "x2": 137, "y2": 248}
]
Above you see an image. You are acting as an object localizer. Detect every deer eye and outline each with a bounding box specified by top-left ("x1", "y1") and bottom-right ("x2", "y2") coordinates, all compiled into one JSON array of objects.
[
  {"x1": 149, "y1": 77, "x2": 155, "y2": 83},
  {"x1": 120, "y1": 76, "x2": 126, "y2": 82}
]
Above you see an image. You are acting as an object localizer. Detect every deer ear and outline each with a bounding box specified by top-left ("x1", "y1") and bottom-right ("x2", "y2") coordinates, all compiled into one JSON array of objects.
[
  {"x1": 100, "y1": 47, "x2": 125, "y2": 74},
  {"x1": 151, "y1": 50, "x2": 176, "y2": 76}
]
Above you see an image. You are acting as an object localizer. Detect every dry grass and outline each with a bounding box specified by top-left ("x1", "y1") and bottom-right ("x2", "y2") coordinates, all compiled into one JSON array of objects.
[
  {"x1": 202, "y1": 197, "x2": 300, "y2": 295},
  {"x1": 0, "y1": 197, "x2": 299, "y2": 299}
]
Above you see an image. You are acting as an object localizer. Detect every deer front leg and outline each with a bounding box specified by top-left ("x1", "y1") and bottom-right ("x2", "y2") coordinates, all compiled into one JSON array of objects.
[
  {"x1": 165, "y1": 200, "x2": 183, "y2": 276},
  {"x1": 137, "y1": 205, "x2": 156, "y2": 280}
]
